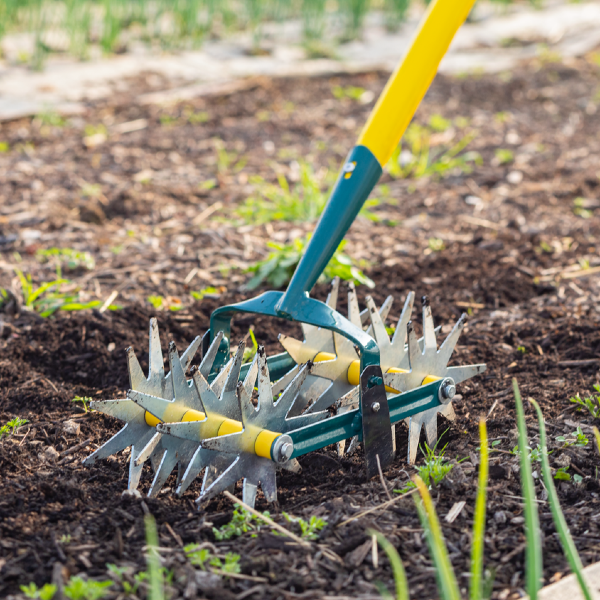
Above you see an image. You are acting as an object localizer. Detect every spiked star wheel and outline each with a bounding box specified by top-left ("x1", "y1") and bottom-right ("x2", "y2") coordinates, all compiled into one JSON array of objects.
[
  {"x1": 157, "y1": 347, "x2": 326, "y2": 508},
  {"x1": 83, "y1": 318, "x2": 220, "y2": 494},
  {"x1": 376, "y1": 297, "x2": 486, "y2": 463}
]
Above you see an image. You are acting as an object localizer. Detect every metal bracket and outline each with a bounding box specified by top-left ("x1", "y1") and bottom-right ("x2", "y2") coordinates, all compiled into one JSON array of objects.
[{"x1": 360, "y1": 364, "x2": 394, "y2": 479}]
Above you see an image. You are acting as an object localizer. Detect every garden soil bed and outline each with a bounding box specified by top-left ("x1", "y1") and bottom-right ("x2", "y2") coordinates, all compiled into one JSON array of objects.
[{"x1": 1, "y1": 52, "x2": 600, "y2": 599}]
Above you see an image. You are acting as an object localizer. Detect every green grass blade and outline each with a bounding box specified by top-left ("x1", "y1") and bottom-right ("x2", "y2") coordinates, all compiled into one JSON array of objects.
[
  {"x1": 413, "y1": 475, "x2": 461, "y2": 600},
  {"x1": 530, "y1": 398, "x2": 592, "y2": 600},
  {"x1": 593, "y1": 427, "x2": 600, "y2": 455},
  {"x1": 144, "y1": 514, "x2": 164, "y2": 600},
  {"x1": 369, "y1": 529, "x2": 409, "y2": 600},
  {"x1": 513, "y1": 378, "x2": 542, "y2": 598},
  {"x1": 470, "y1": 418, "x2": 489, "y2": 600}
]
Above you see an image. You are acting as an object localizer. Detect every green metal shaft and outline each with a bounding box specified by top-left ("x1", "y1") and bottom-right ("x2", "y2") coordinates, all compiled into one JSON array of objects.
[{"x1": 289, "y1": 379, "x2": 443, "y2": 458}]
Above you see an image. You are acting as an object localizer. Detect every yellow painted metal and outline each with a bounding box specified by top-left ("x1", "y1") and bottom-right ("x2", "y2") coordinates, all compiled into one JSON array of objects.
[
  {"x1": 182, "y1": 409, "x2": 207, "y2": 422},
  {"x1": 314, "y1": 351, "x2": 336, "y2": 362},
  {"x1": 347, "y1": 360, "x2": 361, "y2": 386},
  {"x1": 356, "y1": 0, "x2": 476, "y2": 167},
  {"x1": 145, "y1": 411, "x2": 162, "y2": 427},
  {"x1": 421, "y1": 375, "x2": 442, "y2": 386},
  {"x1": 218, "y1": 418, "x2": 244, "y2": 436},
  {"x1": 255, "y1": 430, "x2": 281, "y2": 459}
]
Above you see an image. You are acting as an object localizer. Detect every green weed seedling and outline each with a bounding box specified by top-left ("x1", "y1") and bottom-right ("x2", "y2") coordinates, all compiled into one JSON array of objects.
[
  {"x1": 332, "y1": 85, "x2": 368, "y2": 102},
  {"x1": 494, "y1": 148, "x2": 514, "y2": 165},
  {"x1": 236, "y1": 162, "x2": 379, "y2": 226},
  {"x1": 20, "y1": 582, "x2": 57, "y2": 600},
  {"x1": 147, "y1": 295, "x2": 183, "y2": 311},
  {"x1": 0, "y1": 141, "x2": 9, "y2": 153},
  {"x1": 395, "y1": 440, "x2": 454, "y2": 494},
  {"x1": 37, "y1": 247, "x2": 95, "y2": 275},
  {"x1": 281, "y1": 513, "x2": 326, "y2": 540},
  {"x1": 554, "y1": 466, "x2": 571, "y2": 481},
  {"x1": 184, "y1": 545, "x2": 241, "y2": 575},
  {"x1": 388, "y1": 121, "x2": 481, "y2": 180},
  {"x1": 556, "y1": 427, "x2": 589, "y2": 448},
  {"x1": 0, "y1": 417, "x2": 28, "y2": 439},
  {"x1": 243, "y1": 328, "x2": 259, "y2": 363},
  {"x1": 213, "y1": 504, "x2": 270, "y2": 540},
  {"x1": 63, "y1": 576, "x2": 112, "y2": 600},
  {"x1": 570, "y1": 384, "x2": 600, "y2": 418},
  {"x1": 245, "y1": 237, "x2": 374, "y2": 291},
  {"x1": 428, "y1": 238, "x2": 445, "y2": 252},
  {"x1": 106, "y1": 564, "x2": 140, "y2": 596},
  {"x1": 14, "y1": 269, "x2": 106, "y2": 317},
  {"x1": 72, "y1": 396, "x2": 92, "y2": 413},
  {"x1": 190, "y1": 286, "x2": 222, "y2": 301}
]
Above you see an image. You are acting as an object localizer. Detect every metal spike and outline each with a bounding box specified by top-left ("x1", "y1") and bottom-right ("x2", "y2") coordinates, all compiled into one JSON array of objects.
[
  {"x1": 169, "y1": 342, "x2": 194, "y2": 405},
  {"x1": 365, "y1": 296, "x2": 389, "y2": 347},
  {"x1": 149, "y1": 318, "x2": 165, "y2": 380},
  {"x1": 180, "y1": 336, "x2": 202, "y2": 375},
  {"x1": 126, "y1": 347, "x2": 147, "y2": 391},
  {"x1": 365, "y1": 295, "x2": 393, "y2": 337},
  {"x1": 391, "y1": 292, "x2": 415, "y2": 347},
  {"x1": 271, "y1": 364, "x2": 301, "y2": 398},
  {"x1": 199, "y1": 331, "x2": 223, "y2": 378},
  {"x1": 347, "y1": 283, "x2": 362, "y2": 328},
  {"x1": 211, "y1": 356, "x2": 233, "y2": 397},
  {"x1": 256, "y1": 347, "x2": 273, "y2": 411},
  {"x1": 83, "y1": 422, "x2": 147, "y2": 465},
  {"x1": 437, "y1": 314, "x2": 466, "y2": 367},
  {"x1": 134, "y1": 432, "x2": 163, "y2": 467},
  {"x1": 446, "y1": 364, "x2": 486, "y2": 383},
  {"x1": 243, "y1": 352, "x2": 260, "y2": 398},
  {"x1": 421, "y1": 297, "x2": 437, "y2": 351}
]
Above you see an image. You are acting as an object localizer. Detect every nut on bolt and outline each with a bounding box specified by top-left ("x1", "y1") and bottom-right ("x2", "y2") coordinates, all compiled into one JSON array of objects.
[
  {"x1": 272, "y1": 434, "x2": 294, "y2": 464},
  {"x1": 438, "y1": 378, "x2": 456, "y2": 403}
]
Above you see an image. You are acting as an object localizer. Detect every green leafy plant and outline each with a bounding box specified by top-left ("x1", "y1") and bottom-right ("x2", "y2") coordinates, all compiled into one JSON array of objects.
[
  {"x1": 213, "y1": 504, "x2": 270, "y2": 540},
  {"x1": 396, "y1": 440, "x2": 453, "y2": 493},
  {"x1": 11, "y1": 269, "x2": 107, "y2": 317},
  {"x1": 332, "y1": 85, "x2": 368, "y2": 102},
  {"x1": 246, "y1": 236, "x2": 374, "y2": 291},
  {"x1": 428, "y1": 237, "x2": 445, "y2": 252},
  {"x1": 63, "y1": 576, "x2": 112, "y2": 600},
  {"x1": 72, "y1": 396, "x2": 92, "y2": 413},
  {"x1": 236, "y1": 162, "x2": 379, "y2": 226},
  {"x1": 243, "y1": 328, "x2": 259, "y2": 363},
  {"x1": 190, "y1": 286, "x2": 222, "y2": 301},
  {"x1": 570, "y1": 384, "x2": 600, "y2": 418},
  {"x1": 554, "y1": 466, "x2": 571, "y2": 481},
  {"x1": 147, "y1": 295, "x2": 183, "y2": 311},
  {"x1": 20, "y1": 583, "x2": 57, "y2": 600},
  {"x1": 556, "y1": 427, "x2": 589, "y2": 448},
  {"x1": 106, "y1": 564, "x2": 140, "y2": 596},
  {"x1": 0, "y1": 417, "x2": 28, "y2": 439},
  {"x1": 37, "y1": 248, "x2": 95, "y2": 275},
  {"x1": 388, "y1": 122, "x2": 481, "y2": 180},
  {"x1": 494, "y1": 148, "x2": 514, "y2": 165},
  {"x1": 184, "y1": 545, "x2": 241, "y2": 575},
  {"x1": 281, "y1": 513, "x2": 326, "y2": 540}
]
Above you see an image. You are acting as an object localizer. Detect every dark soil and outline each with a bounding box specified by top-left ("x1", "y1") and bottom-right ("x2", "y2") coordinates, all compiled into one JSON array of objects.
[{"x1": 1, "y1": 52, "x2": 600, "y2": 600}]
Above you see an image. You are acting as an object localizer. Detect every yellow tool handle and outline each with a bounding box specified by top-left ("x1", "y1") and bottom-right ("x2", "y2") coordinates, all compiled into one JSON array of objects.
[{"x1": 357, "y1": 0, "x2": 476, "y2": 167}]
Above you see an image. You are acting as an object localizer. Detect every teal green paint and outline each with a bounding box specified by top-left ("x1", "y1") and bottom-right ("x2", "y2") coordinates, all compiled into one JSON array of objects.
[
  {"x1": 277, "y1": 145, "x2": 382, "y2": 313},
  {"x1": 289, "y1": 380, "x2": 442, "y2": 458},
  {"x1": 209, "y1": 290, "x2": 381, "y2": 374}
]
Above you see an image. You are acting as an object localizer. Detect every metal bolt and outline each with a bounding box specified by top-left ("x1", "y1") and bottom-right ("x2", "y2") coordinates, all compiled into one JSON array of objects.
[
  {"x1": 368, "y1": 375, "x2": 383, "y2": 388},
  {"x1": 440, "y1": 379, "x2": 456, "y2": 402},
  {"x1": 371, "y1": 402, "x2": 381, "y2": 413},
  {"x1": 279, "y1": 442, "x2": 293, "y2": 462}
]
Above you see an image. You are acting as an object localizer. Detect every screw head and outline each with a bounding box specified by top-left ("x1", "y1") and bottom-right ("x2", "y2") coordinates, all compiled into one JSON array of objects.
[
  {"x1": 279, "y1": 442, "x2": 293, "y2": 461},
  {"x1": 371, "y1": 401, "x2": 381, "y2": 413},
  {"x1": 439, "y1": 378, "x2": 456, "y2": 403}
]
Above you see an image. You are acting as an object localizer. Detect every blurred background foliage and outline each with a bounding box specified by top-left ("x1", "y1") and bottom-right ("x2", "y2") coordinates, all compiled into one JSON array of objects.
[{"x1": 0, "y1": 0, "x2": 544, "y2": 70}]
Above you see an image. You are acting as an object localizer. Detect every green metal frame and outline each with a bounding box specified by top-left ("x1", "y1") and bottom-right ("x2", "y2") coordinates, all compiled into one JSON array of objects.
[{"x1": 289, "y1": 379, "x2": 443, "y2": 458}]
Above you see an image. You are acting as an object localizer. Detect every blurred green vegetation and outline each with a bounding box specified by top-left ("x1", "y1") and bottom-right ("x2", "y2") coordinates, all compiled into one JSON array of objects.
[{"x1": 0, "y1": 0, "x2": 543, "y2": 70}]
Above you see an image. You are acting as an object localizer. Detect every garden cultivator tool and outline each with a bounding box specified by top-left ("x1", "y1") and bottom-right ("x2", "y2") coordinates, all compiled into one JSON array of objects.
[{"x1": 85, "y1": 0, "x2": 486, "y2": 507}]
